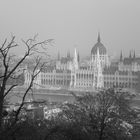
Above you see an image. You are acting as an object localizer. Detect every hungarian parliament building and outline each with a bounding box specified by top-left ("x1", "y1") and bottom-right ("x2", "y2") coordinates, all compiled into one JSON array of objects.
[{"x1": 24, "y1": 34, "x2": 140, "y2": 92}]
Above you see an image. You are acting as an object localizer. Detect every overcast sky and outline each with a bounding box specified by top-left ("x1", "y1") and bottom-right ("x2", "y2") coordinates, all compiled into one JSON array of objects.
[{"x1": 0, "y1": 0, "x2": 140, "y2": 58}]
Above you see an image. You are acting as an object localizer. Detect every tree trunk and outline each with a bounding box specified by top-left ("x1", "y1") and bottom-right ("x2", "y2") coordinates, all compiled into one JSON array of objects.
[
  {"x1": 99, "y1": 116, "x2": 105, "y2": 140},
  {"x1": 0, "y1": 86, "x2": 5, "y2": 130},
  {"x1": 0, "y1": 90, "x2": 4, "y2": 130}
]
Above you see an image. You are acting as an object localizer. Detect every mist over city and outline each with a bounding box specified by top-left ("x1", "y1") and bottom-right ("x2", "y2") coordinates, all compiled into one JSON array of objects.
[
  {"x1": 0, "y1": 0, "x2": 140, "y2": 58},
  {"x1": 0, "y1": 0, "x2": 140, "y2": 140}
]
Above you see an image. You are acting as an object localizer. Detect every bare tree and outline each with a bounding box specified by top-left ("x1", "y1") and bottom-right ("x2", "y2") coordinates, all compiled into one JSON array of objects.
[
  {"x1": 0, "y1": 35, "x2": 53, "y2": 131},
  {"x1": 61, "y1": 89, "x2": 139, "y2": 140}
]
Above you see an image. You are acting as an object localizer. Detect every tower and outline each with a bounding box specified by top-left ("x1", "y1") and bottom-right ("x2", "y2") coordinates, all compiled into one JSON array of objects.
[
  {"x1": 78, "y1": 52, "x2": 80, "y2": 63},
  {"x1": 133, "y1": 50, "x2": 136, "y2": 59},
  {"x1": 97, "y1": 32, "x2": 101, "y2": 43},
  {"x1": 70, "y1": 48, "x2": 79, "y2": 88},
  {"x1": 73, "y1": 48, "x2": 79, "y2": 70},
  {"x1": 67, "y1": 51, "x2": 70, "y2": 59},
  {"x1": 120, "y1": 50, "x2": 123, "y2": 61},
  {"x1": 57, "y1": 52, "x2": 60, "y2": 60},
  {"x1": 93, "y1": 48, "x2": 104, "y2": 89},
  {"x1": 91, "y1": 33, "x2": 109, "y2": 68},
  {"x1": 129, "y1": 51, "x2": 132, "y2": 59}
]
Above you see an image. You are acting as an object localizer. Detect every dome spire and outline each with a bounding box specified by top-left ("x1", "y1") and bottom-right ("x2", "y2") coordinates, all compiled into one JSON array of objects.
[{"x1": 97, "y1": 32, "x2": 101, "y2": 42}]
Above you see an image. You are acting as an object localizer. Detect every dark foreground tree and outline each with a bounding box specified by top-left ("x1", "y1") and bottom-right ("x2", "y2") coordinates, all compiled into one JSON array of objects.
[
  {"x1": 57, "y1": 88, "x2": 140, "y2": 140},
  {"x1": 1, "y1": 88, "x2": 139, "y2": 140},
  {"x1": 0, "y1": 35, "x2": 53, "y2": 139}
]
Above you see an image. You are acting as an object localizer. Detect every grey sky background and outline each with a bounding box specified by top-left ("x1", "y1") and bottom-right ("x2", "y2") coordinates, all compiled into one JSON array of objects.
[{"x1": 0, "y1": 0, "x2": 140, "y2": 58}]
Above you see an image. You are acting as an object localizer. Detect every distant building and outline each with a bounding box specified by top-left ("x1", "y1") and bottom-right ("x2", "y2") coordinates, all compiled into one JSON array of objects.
[
  {"x1": 119, "y1": 51, "x2": 140, "y2": 72},
  {"x1": 103, "y1": 66, "x2": 139, "y2": 89},
  {"x1": 90, "y1": 33, "x2": 110, "y2": 68},
  {"x1": 24, "y1": 33, "x2": 140, "y2": 92}
]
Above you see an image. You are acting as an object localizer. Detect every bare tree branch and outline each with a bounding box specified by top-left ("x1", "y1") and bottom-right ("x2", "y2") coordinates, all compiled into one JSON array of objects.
[
  {"x1": 13, "y1": 57, "x2": 45, "y2": 123},
  {"x1": 4, "y1": 84, "x2": 18, "y2": 98},
  {"x1": 0, "y1": 35, "x2": 52, "y2": 131}
]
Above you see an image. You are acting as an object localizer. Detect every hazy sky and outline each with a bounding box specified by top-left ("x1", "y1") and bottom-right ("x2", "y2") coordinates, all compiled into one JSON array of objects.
[{"x1": 0, "y1": 0, "x2": 140, "y2": 58}]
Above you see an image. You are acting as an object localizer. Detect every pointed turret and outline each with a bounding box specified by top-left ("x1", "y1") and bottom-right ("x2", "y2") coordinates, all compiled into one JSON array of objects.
[
  {"x1": 67, "y1": 51, "x2": 70, "y2": 59},
  {"x1": 97, "y1": 32, "x2": 101, "y2": 43},
  {"x1": 57, "y1": 52, "x2": 60, "y2": 60},
  {"x1": 129, "y1": 51, "x2": 132, "y2": 59},
  {"x1": 120, "y1": 51, "x2": 123, "y2": 61},
  {"x1": 97, "y1": 47, "x2": 100, "y2": 60},
  {"x1": 73, "y1": 48, "x2": 78, "y2": 70},
  {"x1": 78, "y1": 52, "x2": 80, "y2": 62},
  {"x1": 133, "y1": 50, "x2": 135, "y2": 59},
  {"x1": 94, "y1": 48, "x2": 104, "y2": 89}
]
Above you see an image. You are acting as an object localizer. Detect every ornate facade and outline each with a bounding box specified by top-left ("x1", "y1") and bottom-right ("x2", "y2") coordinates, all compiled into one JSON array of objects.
[
  {"x1": 119, "y1": 51, "x2": 140, "y2": 72},
  {"x1": 24, "y1": 34, "x2": 140, "y2": 91}
]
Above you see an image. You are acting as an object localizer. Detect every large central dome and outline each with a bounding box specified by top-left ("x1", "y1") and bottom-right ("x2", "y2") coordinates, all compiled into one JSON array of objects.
[{"x1": 91, "y1": 34, "x2": 107, "y2": 55}]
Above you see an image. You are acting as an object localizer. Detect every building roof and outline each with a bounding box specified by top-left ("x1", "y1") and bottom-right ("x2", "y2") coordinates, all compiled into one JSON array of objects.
[
  {"x1": 91, "y1": 33, "x2": 107, "y2": 55},
  {"x1": 41, "y1": 66, "x2": 55, "y2": 72},
  {"x1": 55, "y1": 69, "x2": 71, "y2": 73},
  {"x1": 60, "y1": 57, "x2": 72, "y2": 64},
  {"x1": 103, "y1": 66, "x2": 140, "y2": 75},
  {"x1": 103, "y1": 66, "x2": 118, "y2": 74},
  {"x1": 123, "y1": 57, "x2": 140, "y2": 65}
]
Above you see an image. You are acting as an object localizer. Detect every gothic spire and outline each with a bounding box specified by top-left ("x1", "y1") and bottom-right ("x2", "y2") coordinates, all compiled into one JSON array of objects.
[
  {"x1": 97, "y1": 47, "x2": 100, "y2": 59},
  {"x1": 74, "y1": 48, "x2": 77, "y2": 62},
  {"x1": 120, "y1": 50, "x2": 123, "y2": 61},
  {"x1": 78, "y1": 52, "x2": 80, "y2": 62},
  {"x1": 97, "y1": 32, "x2": 101, "y2": 43},
  {"x1": 73, "y1": 48, "x2": 78, "y2": 70},
  {"x1": 94, "y1": 47, "x2": 104, "y2": 89},
  {"x1": 129, "y1": 51, "x2": 132, "y2": 59},
  {"x1": 57, "y1": 52, "x2": 60, "y2": 60},
  {"x1": 67, "y1": 51, "x2": 70, "y2": 58},
  {"x1": 133, "y1": 50, "x2": 135, "y2": 59}
]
